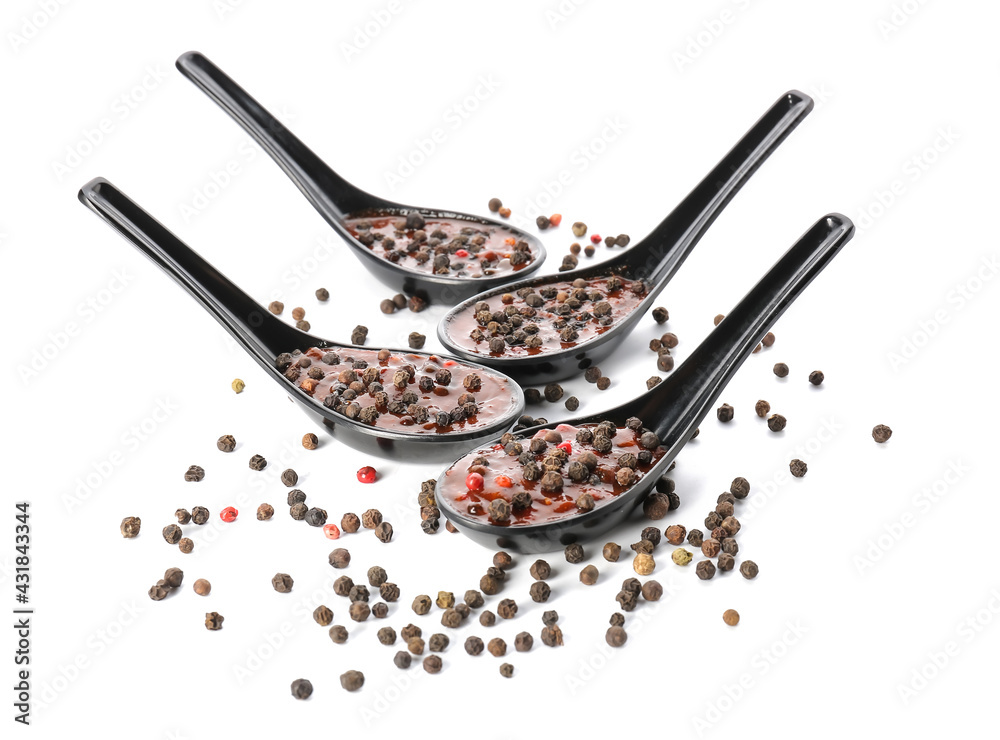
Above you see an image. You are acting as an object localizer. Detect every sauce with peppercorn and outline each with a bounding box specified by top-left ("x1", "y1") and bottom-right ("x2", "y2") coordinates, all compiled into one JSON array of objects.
[
  {"x1": 276, "y1": 347, "x2": 517, "y2": 434},
  {"x1": 442, "y1": 275, "x2": 649, "y2": 357},
  {"x1": 439, "y1": 421, "x2": 666, "y2": 526},
  {"x1": 344, "y1": 213, "x2": 536, "y2": 279}
]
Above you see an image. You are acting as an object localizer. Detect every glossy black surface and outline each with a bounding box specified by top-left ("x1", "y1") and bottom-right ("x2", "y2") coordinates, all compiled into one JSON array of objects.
[
  {"x1": 175, "y1": 51, "x2": 545, "y2": 304},
  {"x1": 438, "y1": 90, "x2": 814, "y2": 382},
  {"x1": 435, "y1": 214, "x2": 855, "y2": 552},
  {"x1": 77, "y1": 178, "x2": 525, "y2": 461}
]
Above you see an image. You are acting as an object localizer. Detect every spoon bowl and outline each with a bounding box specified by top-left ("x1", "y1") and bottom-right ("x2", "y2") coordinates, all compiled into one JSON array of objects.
[
  {"x1": 434, "y1": 213, "x2": 855, "y2": 552},
  {"x1": 175, "y1": 51, "x2": 546, "y2": 305},
  {"x1": 78, "y1": 177, "x2": 525, "y2": 461},
  {"x1": 438, "y1": 90, "x2": 814, "y2": 382}
]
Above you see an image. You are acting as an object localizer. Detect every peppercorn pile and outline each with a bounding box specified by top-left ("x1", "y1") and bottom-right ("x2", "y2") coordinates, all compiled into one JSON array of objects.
[
  {"x1": 275, "y1": 346, "x2": 513, "y2": 433},
  {"x1": 343, "y1": 212, "x2": 536, "y2": 278},
  {"x1": 446, "y1": 275, "x2": 649, "y2": 358},
  {"x1": 437, "y1": 418, "x2": 667, "y2": 527}
]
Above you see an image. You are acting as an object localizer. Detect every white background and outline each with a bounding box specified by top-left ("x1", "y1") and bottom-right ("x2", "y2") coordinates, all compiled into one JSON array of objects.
[{"x1": 3, "y1": 0, "x2": 999, "y2": 737}]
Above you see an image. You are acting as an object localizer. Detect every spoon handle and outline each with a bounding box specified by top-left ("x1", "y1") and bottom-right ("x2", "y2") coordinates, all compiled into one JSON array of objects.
[
  {"x1": 643, "y1": 213, "x2": 854, "y2": 444},
  {"x1": 628, "y1": 90, "x2": 814, "y2": 285},
  {"x1": 176, "y1": 51, "x2": 391, "y2": 219},
  {"x1": 78, "y1": 177, "x2": 302, "y2": 360}
]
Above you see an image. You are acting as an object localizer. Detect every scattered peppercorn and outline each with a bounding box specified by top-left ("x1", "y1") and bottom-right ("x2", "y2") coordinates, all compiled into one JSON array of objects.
[
  {"x1": 717, "y1": 403, "x2": 734, "y2": 422},
  {"x1": 773, "y1": 362, "x2": 789, "y2": 378},
  {"x1": 193, "y1": 578, "x2": 211, "y2": 596},
  {"x1": 231, "y1": 379, "x2": 245, "y2": 393},
  {"x1": 488, "y1": 638, "x2": 507, "y2": 657},
  {"x1": 740, "y1": 560, "x2": 759, "y2": 579},
  {"x1": 191, "y1": 506, "x2": 209, "y2": 525},
  {"x1": 205, "y1": 612, "x2": 224, "y2": 630},
  {"x1": 695, "y1": 560, "x2": 716, "y2": 580},
  {"x1": 328, "y1": 625, "x2": 349, "y2": 643},
  {"x1": 606, "y1": 626, "x2": 628, "y2": 647},
  {"x1": 790, "y1": 459, "x2": 808, "y2": 477},
  {"x1": 768, "y1": 414, "x2": 787, "y2": 432},
  {"x1": 808, "y1": 370, "x2": 825, "y2": 386},
  {"x1": 162, "y1": 524, "x2": 182, "y2": 545},
  {"x1": 754, "y1": 400, "x2": 770, "y2": 418},
  {"x1": 564, "y1": 544, "x2": 584, "y2": 564},
  {"x1": 178, "y1": 538, "x2": 194, "y2": 554},
  {"x1": 723, "y1": 609, "x2": 740, "y2": 626},
  {"x1": 268, "y1": 301, "x2": 283, "y2": 315},
  {"x1": 120, "y1": 516, "x2": 141, "y2": 538},
  {"x1": 580, "y1": 565, "x2": 599, "y2": 585},
  {"x1": 633, "y1": 553, "x2": 655, "y2": 576},
  {"x1": 596, "y1": 376, "x2": 611, "y2": 390},
  {"x1": 672, "y1": 548, "x2": 692, "y2": 566},
  {"x1": 872, "y1": 424, "x2": 893, "y2": 443},
  {"x1": 340, "y1": 670, "x2": 365, "y2": 692},
  {"x1": 603, "y1": 542, "x2": 622, "y2": 562}
]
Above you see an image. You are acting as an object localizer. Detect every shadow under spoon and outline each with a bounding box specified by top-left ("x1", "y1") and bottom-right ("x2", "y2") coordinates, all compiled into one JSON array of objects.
[
  {"x1": 438, "y1": 89, "x2": 814, "y2": 383},
  {"x1": 78, "y1": 177, "x2": 525, "y2": 461},
  {"x1": 434, "y1": 213, "x2": 855, "y2": 552},
  {"x1": 175, "y1": 50, "x2": 545, "y2": 304}
]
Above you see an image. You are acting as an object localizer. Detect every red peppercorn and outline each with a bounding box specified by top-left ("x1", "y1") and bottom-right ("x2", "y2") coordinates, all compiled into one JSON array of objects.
[
  {"x1": 220, "y1": 506, "x2": 238, "y2": 522},
  {"x1": 496, "y1": 475, "x2": 513, "y2": 488},
  {"x1": 466, "y1": 472, "x2": 485, "y2": 491},
  {"x1": 323, "y1": 523, "x2": 341, "y2": 539},
  {"x1": 557, "y1": 441, "x2": 573, "y2": 454},
  {"x1": 357, "y1": 466, "x2": 377, "y2": 484},
  {"x1": 549, "y1": 213, "x2": 563, "y2": 227},
  {"x1": 455, "y1": 249, "x2": 470, "y2": 258},
  {"x1": 590, "y1": 234, "x2": 602, "y2": 244},
  {"x1": 443, "y1": 360, "x2": 457, "y2": 367}
]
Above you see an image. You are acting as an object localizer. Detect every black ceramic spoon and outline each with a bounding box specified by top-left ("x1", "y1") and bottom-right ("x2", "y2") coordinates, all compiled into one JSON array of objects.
[
  {"x1": 438, "y1": 90, "x2": 814, "y2": 383},
  {"x1": 78, "y1": 177, "x2": 525, "y2": 461},
  {"x1": 434, "y1": 213, "x2": 854, "y2": 553},
  {"x1": 175, "y1": 51, "x2": 545, "y2": 304}
]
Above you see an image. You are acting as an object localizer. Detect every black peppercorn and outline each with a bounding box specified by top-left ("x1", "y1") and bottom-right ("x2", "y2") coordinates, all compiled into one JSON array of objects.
[
  {"x1": 529, "y1": 559, "x2": 551, "y2": 580},
  {"x1": 606, "y1": 626, "x2": 628, "y2": 647},
  {"x1": 564, "y1": 544, "x2": 584, "y2": 563},
  {"x1": 465, "y1": 636, "x2": 485, "y2": 655}
]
